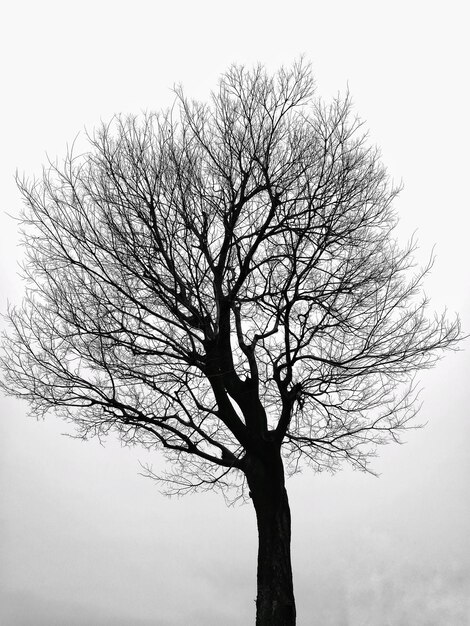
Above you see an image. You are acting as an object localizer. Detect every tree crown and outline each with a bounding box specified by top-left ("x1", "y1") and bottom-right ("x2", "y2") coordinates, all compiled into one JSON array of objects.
[{"x1": 1, "y1": 61, "x2": 460, "y2": 500}]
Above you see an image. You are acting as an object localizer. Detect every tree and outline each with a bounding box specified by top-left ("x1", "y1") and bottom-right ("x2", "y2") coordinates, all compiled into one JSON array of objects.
[{"x1": 1, "y1": 61, "x2": 461, "y2": 625}]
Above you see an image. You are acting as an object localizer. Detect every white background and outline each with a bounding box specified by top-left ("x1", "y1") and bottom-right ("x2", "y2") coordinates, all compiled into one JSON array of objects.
[{"x1": 1, "y1": 1, "x2": 469, "y2": 624}]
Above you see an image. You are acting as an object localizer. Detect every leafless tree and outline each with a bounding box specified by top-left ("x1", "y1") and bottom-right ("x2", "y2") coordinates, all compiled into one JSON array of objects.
[{"x1": 1, "y1": 61, "x2": 461, "y2": 625}]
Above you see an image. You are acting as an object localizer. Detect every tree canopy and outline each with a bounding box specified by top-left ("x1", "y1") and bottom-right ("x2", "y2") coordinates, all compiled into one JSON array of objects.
[{"x1": 1, "y1": 61, "x2": 460, "y2": 501}]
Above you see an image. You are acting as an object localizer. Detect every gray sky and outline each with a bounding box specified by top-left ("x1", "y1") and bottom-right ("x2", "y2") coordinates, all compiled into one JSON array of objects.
[{"x1": 1, "y1": 1, "x2": 469, "y2": 624}]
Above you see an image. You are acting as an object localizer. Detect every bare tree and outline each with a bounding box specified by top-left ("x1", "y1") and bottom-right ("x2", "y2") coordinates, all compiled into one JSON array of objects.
[{"x1": 1, "y1": 61, "x2": 460, "y2": 625}]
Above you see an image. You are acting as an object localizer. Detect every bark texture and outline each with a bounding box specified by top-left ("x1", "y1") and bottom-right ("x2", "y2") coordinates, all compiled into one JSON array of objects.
[{"x1": 245, "y1": 451, "x2": 296, "y2": 626}]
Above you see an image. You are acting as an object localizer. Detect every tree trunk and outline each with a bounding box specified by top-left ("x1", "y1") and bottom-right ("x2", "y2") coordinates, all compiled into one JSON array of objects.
[{"x1": 245, "y1": 451, "x2": 296, "y2": 626}]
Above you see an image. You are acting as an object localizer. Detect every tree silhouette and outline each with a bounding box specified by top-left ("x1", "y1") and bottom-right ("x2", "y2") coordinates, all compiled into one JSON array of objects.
[{"x1": 1, "y1": 61, "x2": 460, "y2": 625}]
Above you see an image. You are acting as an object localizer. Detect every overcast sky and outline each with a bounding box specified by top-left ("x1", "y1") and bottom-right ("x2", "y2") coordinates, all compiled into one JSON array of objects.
[{"x1": 1, "y1": 1, "x2": 469, "y2": 624}]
